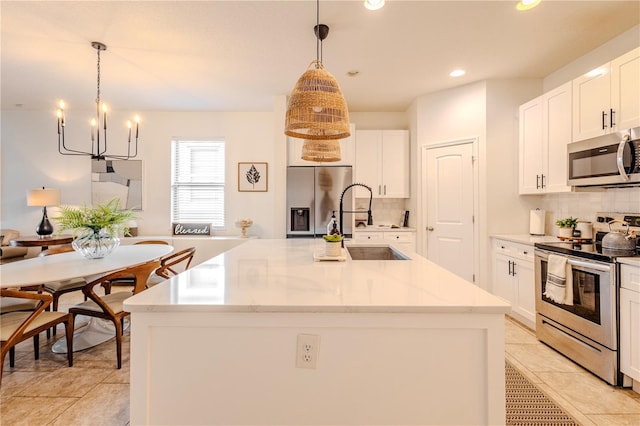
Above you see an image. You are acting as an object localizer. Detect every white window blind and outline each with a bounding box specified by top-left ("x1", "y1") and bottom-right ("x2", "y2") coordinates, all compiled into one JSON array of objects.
[{"x1": 171, "y1": 140, "x2": 225, "y2": 227}]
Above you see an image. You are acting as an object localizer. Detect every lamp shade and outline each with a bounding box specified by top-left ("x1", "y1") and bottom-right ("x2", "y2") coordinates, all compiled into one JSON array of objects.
[
  {"x1": 301, "y1": 139, "x2": 342, "y2": 162},
  {"x1": 27, "y1": 188, "x2": 61, "y2": 207},
  {"x1": 285, "y1": 61, "x2": 350, "y2": 141}
]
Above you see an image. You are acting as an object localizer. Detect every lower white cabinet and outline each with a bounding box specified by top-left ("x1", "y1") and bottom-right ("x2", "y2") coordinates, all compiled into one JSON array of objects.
[
  {"x1": 352, "y1": 230, "x2": 416, "y2": 252},
  {"x1": 620, "y1": 263, "x2": 640, "y2": 386},
  {"x1": 492, "y1": 238, "x2": 535, "y2": 329}
]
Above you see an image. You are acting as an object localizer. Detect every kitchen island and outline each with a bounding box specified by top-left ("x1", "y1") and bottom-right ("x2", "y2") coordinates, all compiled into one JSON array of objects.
[{"x1": 124, "y1": 239, "x2": 510, "y2": 425}]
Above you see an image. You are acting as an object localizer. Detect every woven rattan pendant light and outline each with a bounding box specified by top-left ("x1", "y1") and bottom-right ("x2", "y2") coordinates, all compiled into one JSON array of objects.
[
  {"x1": 284, "y1": 0, "x2": 350, "y2": 141},
  {"x1": 301, "y1": 138, "x2": 341, "y2": 162}
]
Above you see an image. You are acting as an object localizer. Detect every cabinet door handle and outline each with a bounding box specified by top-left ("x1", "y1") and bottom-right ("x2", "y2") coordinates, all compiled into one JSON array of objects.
[
  {"x1": 536, "y1": 175, "x2": 540, "y2": 189},
  {"x1": 427, "y1": 226, "x2": 434, "y2": 231},
  {"x1": 610, "y1": 108, "x2": 615, "y2": 128},
  {"x1": 508, "y1": 260, "x2": 513, "y2": 276},
  {"x1": 541, "y1": 174, "x2": 546, "y2": 189},
  {"x1": 378, "y1": 185, "x2": 381, "y2": 195},
  {"x1": 384, "y1": 184, "x2": 386, "y2": 195},
  {"x1": 602, "y1": 110, "x2": 608, "y2": 130},
  {"x1": 512, "y1": 262, "x2": 517, "y2": 276}
]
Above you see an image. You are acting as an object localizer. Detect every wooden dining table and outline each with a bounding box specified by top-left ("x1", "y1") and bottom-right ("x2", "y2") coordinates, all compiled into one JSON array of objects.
[{"x1": 0, "y1": 244, "x2": 173, "y2": 352}]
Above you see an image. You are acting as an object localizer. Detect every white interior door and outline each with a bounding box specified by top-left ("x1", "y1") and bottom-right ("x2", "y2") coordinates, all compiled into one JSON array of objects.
[{"x1": 424, "y1": 142, "x2": 475, "y2": 283}]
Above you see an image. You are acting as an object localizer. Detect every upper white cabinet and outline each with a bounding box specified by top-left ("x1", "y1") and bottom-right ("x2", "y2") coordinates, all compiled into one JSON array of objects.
[
  {"x1": 519, "y1": 81, "x2": 572, "y2": 194},
  {"x1": 354, "y1": 130, "x2": 410, "y2": 198},
  {"x1": 572, "y1": 47, "x2": 640, "y2": 142},
  {"x1": 287, "y1": 124, "x2": 356, "y2": 166}
]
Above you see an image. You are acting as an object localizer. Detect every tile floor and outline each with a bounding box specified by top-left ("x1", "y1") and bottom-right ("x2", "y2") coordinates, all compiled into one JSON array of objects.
[{"x1": 2, "y1": 289, "x2": 640, "y2": 425}]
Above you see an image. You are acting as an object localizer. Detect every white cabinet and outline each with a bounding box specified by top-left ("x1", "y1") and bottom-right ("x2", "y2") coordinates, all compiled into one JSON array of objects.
[
  {"x1": 354, "y1": 130, "x2": 409, "y2": 198},
  {"x1": 492, "y1": 238, "x2": 535, "y2": 329},
  {"x1": 572, "y1": 47, "x2": 640, "y2": 142},
  {"x1": 519, "y1": 81, "x2": 572, "y2": 194},
  {"x1": 620, "y1": 262, "x2": 640, "y2": 386},
  {"x1": 611, "y1": 48, "x2": 640, "y2": 132},
  {"x1": 352, "y1": 229, "x2": 416, "y2": 252},
  {"x1": 288, "y1": 124, "x2": 355, "y2": 166}
]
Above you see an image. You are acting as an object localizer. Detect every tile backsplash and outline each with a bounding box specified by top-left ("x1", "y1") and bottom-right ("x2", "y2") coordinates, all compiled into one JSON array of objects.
[
  {"x1": 354, "y1": 198, "x2": 409, "y2": 227},
  {"x1": 537, "y1": 187, "x2": 640, "y2": 235}
]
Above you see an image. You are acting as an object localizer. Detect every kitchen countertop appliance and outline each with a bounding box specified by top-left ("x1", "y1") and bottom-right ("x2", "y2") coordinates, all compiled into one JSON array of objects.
[
  {"x1": 567, "y1": 127, "x2": 640, "y2": 187},
  {"x1": 286, "y1": 166, "x2": 353, "y2": 238},
  {"x1": 533, "y1": 213, "x2": 640, "y2": 385}
]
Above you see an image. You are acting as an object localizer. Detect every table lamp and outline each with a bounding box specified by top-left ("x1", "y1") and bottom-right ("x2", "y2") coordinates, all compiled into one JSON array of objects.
[{"x1": 27, "y1": 187, "x2": 61, "y2": 237}]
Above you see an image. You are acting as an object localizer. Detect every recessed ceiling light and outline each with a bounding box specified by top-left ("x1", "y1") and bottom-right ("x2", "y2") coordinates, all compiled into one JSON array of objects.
[
  {"x1": 364, "y1": 0, "x2": 385, "y2": 11},
  {"x1": 450, "y1": 69, "x2": 466, "y2": 78},
  {"x1": 516, "y1": 0, "x2": 541, "y2": 11}
]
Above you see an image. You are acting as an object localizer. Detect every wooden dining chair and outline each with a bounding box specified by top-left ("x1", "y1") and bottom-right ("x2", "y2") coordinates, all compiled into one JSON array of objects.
[
  {"x1": 41, "y1": 245, "x2": 111, "y2": 320},
  {"x1": 68, "y1": 260, "x2": 160, "y2": 369},
  {"x1": 1, "y1": 289, "x2": 73, "y2": 384},
  {"x1": 107, "y1": 240, "x2": 170, "y2": 289},
  {"x1": 146, "y1": 247, "x2": 197, "y2": 286}
]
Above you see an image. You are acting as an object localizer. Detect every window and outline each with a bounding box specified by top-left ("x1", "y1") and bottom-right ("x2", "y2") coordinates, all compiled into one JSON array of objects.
[{"x1": 171, "y1": 140, "x2": 225, "y2": 228}]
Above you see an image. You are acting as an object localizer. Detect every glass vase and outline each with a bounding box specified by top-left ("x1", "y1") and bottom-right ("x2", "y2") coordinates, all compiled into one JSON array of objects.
[{"x1": 72, "y1": 228, "x2": 120, "y2": 259}]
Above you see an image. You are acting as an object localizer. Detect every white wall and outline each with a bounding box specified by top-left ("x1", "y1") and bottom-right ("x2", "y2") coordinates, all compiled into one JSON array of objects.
[
  {"x1": 544, "y1": 25, "x2": 640, "y2": 92},
  {"x1": 0, "y1": 100, "x2": 409, "y2": 240},
  {"x1": 1, "y1": 107, "x2": 286, "y2": 239},
  {"x1": 410, "y1": 79, "x2": 542, "y2": 289}
]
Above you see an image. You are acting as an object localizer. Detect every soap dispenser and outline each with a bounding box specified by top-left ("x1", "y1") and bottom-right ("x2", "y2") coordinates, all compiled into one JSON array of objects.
[{"x1": 327, "y1": 211, "x2": 339, "y2": 235}]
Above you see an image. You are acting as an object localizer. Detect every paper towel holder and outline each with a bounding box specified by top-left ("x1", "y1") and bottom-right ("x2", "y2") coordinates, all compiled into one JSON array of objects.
[{"x1": 529, "y1": 208, "x2": 546, "y2": 236}]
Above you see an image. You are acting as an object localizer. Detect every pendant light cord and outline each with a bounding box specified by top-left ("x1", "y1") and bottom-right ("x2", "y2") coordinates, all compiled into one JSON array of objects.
[
  {"x1": 316, "y1": 0, "x2": 320, "y2": 65},
  {"x1": 96, "y1": 48, "x2": 101, "y2": 119}
]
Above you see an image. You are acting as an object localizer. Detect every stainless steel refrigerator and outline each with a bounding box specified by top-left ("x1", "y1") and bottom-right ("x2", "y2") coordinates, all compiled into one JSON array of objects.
[{"x1": 286, "y1": 166, "x2": 353, "y2": 238}]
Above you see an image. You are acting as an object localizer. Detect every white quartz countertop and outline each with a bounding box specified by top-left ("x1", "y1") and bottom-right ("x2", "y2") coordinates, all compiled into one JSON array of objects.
[
  {"x1": 491, "y1": 234, "x2": 560, "y2": 246},
  {"x1": 124, "y1": 239, "x2": 510, "y2": 314}
]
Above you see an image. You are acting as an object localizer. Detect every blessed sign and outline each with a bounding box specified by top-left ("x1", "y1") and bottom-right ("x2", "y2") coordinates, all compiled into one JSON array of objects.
[{"x1": 172, "y1": 223, "x2": 211, "y2": 236}]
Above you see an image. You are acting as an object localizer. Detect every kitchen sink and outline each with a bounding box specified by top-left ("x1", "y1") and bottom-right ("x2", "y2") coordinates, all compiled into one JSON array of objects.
[{"x1": 346, "y1": 245, "x2": 410, "y2": 260}]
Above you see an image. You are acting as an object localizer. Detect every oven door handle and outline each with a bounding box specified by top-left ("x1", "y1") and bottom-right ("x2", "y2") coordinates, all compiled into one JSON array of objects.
[{"x1": 568, "y1": 259, "x2": 610, "y2": 272}]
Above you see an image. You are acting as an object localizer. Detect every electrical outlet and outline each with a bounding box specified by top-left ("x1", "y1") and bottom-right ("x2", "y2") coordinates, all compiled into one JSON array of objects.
[{"x1": 296, "y1": 334, "x2": 320, "y2": 369}]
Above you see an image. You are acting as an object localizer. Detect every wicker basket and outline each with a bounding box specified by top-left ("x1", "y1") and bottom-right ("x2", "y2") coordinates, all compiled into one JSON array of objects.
[
  {"x1": 301, "y1": 139, "x2": 341, "y2": 162},
  {"x1": 285, "y1": 61, "x2": 350, "y2": 140}
]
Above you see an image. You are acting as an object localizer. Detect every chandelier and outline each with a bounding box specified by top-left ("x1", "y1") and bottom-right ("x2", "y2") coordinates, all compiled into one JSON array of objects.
[
  {"x1": 284, "y1": 0, "x2": 350, "y2": 142},
  {"x1": 57, "y1": 41, "x2": 140, "y2": 160}
]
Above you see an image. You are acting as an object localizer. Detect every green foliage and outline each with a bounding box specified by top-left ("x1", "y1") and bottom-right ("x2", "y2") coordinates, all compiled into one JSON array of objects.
[
  {"x1": 54, "y1": 198, "x2": 137, "y2": 237},
  {"x1": 555, "y1": 216, "x2": 578, "y2": 228},
  {"x1": 323, "y1": 234, "x2": 343, "y2": 242}
]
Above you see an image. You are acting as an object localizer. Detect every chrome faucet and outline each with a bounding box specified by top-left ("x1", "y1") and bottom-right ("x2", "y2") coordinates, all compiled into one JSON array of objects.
[{"x1": 339, "y1": 183, "x2": 373, "y2": 245}]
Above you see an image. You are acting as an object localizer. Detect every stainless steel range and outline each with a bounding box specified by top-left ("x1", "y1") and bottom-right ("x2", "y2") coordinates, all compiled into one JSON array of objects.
[{"x1": 534, "y1": 213, "x2": 640, "y2": 385}]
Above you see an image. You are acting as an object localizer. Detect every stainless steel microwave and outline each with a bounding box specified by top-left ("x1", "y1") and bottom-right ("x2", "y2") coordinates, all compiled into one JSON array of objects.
[{"x1": 567, "y1": 127, "x2": 640, "y2": 187}]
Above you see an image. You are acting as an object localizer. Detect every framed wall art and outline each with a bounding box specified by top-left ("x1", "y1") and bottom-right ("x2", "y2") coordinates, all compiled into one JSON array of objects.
[
  {"x1": 238, "y1": 162, "x2": 268, "y2": 192},
  {"x1": 91, "y1": 159, "x2": 143, "y2": 210}
]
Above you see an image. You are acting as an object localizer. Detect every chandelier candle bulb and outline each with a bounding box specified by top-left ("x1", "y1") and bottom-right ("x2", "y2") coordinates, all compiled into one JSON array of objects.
[
  {"x1": 102, "y1": 103, "x2": 107, "y2": 130},
  {"x1": 127, "y1": 121, "x2": 132, "y2": 143}
]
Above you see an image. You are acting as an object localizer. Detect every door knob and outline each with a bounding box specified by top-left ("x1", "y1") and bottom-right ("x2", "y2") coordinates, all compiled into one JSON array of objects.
[{"x1": 427, "y1": 226, "x2": 434, "y2": 231}]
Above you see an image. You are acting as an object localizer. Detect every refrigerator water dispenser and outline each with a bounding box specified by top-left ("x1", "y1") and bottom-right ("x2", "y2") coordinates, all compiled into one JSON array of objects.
[{"x1": 291, "y1": 208, "x2": 310, "y2": 232}]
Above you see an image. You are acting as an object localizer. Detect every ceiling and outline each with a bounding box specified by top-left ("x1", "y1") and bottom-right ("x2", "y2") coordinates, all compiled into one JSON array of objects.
[{"x1": 1, "y1": 1, "x2": 638, "y2": 113}]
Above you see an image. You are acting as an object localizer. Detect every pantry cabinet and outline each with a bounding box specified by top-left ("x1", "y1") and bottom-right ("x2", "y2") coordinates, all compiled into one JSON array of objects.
[
  {"x1": 287, "y1": 124, "x2": 356, "y2": 166},
  {"x1": 620, "y1": 262, "x2": 640, "y2": 385},
  {"x1": 354, "y1": 130, "x2": 409, "y2": 198},
  {"x1": 518, "y1": 81, "x2": 572, "y2": 194},
  {"x1": 572, "y1": 47, "x2": 640, "y2": 142},
  {"x1": 492, "y1": 238, "x2": 535, "y2": 329}
]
